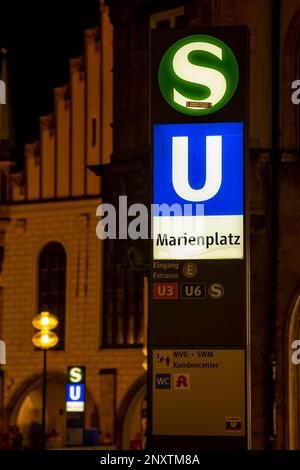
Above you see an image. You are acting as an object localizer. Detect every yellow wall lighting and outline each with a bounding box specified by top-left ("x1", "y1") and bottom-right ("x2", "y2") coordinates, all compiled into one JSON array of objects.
[
  {"x1": 32, "y1": 311, "x2": 59, "y2": 350},
  {"x1": 32, "y1": 330, "x2": 59, "y2": 349},
  {"x1": 32, "y1": 311, "x2": 58, "y2": 330}
]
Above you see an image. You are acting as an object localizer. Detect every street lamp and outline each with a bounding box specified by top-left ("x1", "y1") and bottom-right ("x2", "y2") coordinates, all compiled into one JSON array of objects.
[{"x1": 32, "y1": 311, "x2": 59, "y2": 449}]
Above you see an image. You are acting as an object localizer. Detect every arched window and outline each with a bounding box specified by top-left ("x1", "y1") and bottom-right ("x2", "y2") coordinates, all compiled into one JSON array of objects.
[
  {"x1": 0, "y1": 170, "x2": 7, "y2": 201},
  {"x1": 38, "y1": 242, "x2": 66, "y2": 349},
  {"x1": 103, "y1": 240, "x2": 144, "y2": 346}
]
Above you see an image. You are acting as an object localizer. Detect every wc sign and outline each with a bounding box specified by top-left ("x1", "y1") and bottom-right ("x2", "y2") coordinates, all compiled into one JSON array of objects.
[
  {"x1": 153, "y1": 121, "x2": 243, "y2": 260},
  {"x1": 66, "y1": 366, "x2": 85, "y2": 413}
]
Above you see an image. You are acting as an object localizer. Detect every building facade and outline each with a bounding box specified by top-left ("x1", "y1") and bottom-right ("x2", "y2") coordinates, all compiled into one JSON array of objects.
[
  {"x1": 104, "y1": 0, "x2": 300, "y2": 450},
  {"x1": 0, "y1": 2, "x2": 147, "y2": 450}
]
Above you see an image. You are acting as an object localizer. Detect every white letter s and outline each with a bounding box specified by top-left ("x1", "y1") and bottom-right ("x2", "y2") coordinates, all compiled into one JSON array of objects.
[{"x1": 172, "y1": 42, "x2": 227, "y2": 108}]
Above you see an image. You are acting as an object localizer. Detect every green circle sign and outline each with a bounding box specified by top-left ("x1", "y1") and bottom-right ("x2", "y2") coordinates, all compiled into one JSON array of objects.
[{"x1": 158, "y1": 34, "x2": 239, "y2": 115}]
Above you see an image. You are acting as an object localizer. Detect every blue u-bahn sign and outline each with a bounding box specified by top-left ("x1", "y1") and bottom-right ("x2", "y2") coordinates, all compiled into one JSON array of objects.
[
  {"x1": 66, "y1": 383, "x2": 85, "y2": 412},
  {"x1": 153, "y1": 122, "x2": 244, "y2": 260}
]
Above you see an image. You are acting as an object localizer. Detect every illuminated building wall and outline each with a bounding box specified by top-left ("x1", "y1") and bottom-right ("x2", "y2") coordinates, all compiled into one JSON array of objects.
[{"x1": 0, "y1": 1, "x2": 146, "y2": 449}]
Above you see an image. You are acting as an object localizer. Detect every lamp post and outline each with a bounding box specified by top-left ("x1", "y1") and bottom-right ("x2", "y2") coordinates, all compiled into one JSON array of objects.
[{"x1": 32, "y1": 311, "x2": 59, "y2": 449}]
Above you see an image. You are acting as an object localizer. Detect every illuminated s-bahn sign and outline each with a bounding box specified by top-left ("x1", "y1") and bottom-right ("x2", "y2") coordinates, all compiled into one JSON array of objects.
[
  {"x1": 66, "y1": 366, "x2": 85, "y2": 412},
  {"x1": 66, "y1": 366, "x2": 86, "y2": 446},
  {"x1": 158, "y1": 35, "x2": 239, "y2": 115}
]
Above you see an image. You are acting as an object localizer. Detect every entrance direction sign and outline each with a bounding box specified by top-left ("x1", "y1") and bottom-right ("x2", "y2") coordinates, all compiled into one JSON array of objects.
[{"x1": 153, "y1": 349, "x2": 245, "y2": 436}]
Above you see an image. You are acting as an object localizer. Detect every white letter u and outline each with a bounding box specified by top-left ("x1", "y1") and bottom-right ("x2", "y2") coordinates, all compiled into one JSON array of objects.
[
  {"x1": 70, "y1": 385, "x2": 81, "y2": 401},
  {"x1": 172, "y1": 135, "x2": 222, "y2": 202}
]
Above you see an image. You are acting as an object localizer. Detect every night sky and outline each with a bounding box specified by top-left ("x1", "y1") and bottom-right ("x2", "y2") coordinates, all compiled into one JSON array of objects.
[{"x1": 0, "y1": 0, "x2": 99, "y2": 166}]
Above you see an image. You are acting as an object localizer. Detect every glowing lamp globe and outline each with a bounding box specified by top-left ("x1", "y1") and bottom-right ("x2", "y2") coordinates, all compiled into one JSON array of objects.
[
  {"x1": 32, "y1": 330, "x2": 59, "y2": 349},
  {"x1": 32, "y1": 311, "x2": 58, "y2": 331}
]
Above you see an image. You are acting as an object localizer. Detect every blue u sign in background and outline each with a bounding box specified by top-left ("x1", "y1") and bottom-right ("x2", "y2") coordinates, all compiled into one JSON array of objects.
[
  {"x1": 153, "y1": 122, "x2": 243, "y2": 216},
  {"x1": 66, "y1": 383, "x2": 85, "y2": 402}
]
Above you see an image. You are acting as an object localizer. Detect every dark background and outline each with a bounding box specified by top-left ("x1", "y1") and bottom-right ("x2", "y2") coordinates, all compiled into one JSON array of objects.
[{"x1": 0, "y1": 0, "x2": 99, "y2": 165}]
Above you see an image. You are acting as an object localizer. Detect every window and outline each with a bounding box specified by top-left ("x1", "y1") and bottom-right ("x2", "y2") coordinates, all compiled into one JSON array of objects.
[
  {"x1": 150, "y1": 6, "x2": 185, "y2": 30},
  {"x1": 0, "y1": 246, "x2": 4, "y2": 272},
  {"x1": 103, "y1": 240, "x2": 144, "y2": 347},
  {"x1": 38, "y1": 242, "x2": 66, "y2": 349},
  {"x1": 92, "y1": 117, "x2": 97, "y2": 147},
  {"x1": 99, "y1": 369, "x2": 117, "y2": 444},
  {"x1": 0, "y1": 171, "x2": 7, "y2": 201}
]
